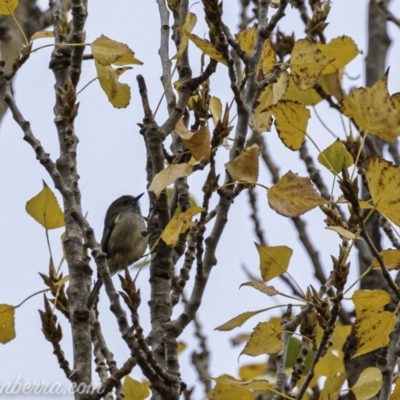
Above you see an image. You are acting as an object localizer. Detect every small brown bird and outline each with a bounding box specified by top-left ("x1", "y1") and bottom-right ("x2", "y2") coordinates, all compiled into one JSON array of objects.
[{"x1": 87, "y1": 194, "x2": 147, "y2": 308}]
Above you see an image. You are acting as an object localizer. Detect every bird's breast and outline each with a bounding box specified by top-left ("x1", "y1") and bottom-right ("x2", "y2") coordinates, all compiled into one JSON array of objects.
[{"x1": 107, "y1": 212, "x2": 148, "y2": 273}]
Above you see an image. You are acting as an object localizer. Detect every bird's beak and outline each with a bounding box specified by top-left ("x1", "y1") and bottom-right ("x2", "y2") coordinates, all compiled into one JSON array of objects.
[{"x1": 135, "y1": 193, "x2": 145, "y2": 201}]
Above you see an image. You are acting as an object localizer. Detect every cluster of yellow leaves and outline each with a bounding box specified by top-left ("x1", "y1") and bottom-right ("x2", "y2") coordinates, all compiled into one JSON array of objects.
[
  {"x1": 91, "y1": 35, "x2": 143, "y2": 108},
  {"x1": 249, "y1": 36, "x2": 360, "y2": 152},
  {"x1": 30, "y1": 21, "x2": 143, "y2": 109},
  {"x1": 176, "y1": 12, "x2": 227, "y2": 65},
  {"x1": 217, "y1": 312, "x2": 383, "y2": 399},
  {"x1": 161, "y1": 206, "x2": 203, "y2": 246}
]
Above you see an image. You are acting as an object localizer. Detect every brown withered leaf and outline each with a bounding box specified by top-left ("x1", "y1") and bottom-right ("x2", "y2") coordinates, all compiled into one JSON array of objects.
[
  {"x1": 175, "y1": 119, "x2": 211, "y2": 161},
  {"x1": 267, "y1": 171, "x2": 328, "y2": 217},
  {"x1": 149, "y1": 164, "x2": 193, "y2": 198},
  {"x1": 225, "y1": 147, "x2": 260, "y2": 184}
]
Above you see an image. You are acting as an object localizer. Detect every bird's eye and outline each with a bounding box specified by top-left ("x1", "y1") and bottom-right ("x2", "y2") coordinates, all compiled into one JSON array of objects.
[{"x1": 122, "y1": 200, "x2": 128, "y2": 205}]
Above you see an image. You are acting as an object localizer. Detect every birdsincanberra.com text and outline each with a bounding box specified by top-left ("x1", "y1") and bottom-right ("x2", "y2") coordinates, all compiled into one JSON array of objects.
[{"x1": 0, "y1": 376, "x2": 105, "y2": 395}]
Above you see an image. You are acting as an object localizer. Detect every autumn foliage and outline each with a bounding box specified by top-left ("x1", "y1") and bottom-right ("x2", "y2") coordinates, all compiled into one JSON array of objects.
[{"x1": 2, "y1": 0, "x2": 400, "y2": 399}]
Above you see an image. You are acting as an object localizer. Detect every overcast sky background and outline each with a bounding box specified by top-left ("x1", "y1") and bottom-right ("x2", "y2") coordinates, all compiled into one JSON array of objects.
[{"x1": 1, "y1": 1, "x2": 400, "y2": 398}]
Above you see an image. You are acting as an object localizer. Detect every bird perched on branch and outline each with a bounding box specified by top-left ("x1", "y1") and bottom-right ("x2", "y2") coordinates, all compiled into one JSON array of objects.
[{"x1": 87, "y1": 194, "x2": 147, "y2": 308}]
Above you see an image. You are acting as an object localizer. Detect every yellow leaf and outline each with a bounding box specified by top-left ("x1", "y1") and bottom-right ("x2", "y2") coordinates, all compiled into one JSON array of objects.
[
  {"x1": 91, "y1": 35, "x2": 143, "y2": 66},
  {"x1": 0, "y1": 304, "x2": 15, "y2": 344},
  {"x1": 240, "y1": 281, "x2": 279, "y2": 296},
  {"x1": 341, "y1": 73, "x2": 400, "y2": 142},
  {"x1": 241, "y1": 322, "x2": 282, "y2": 356},
  {"x1": 282, "y1": 75, "x2": 322, "y2": 106},
  {"x1": 290, "y1": 39, "x2": 331, "y2": 90},
  {"x1": 181, "y1": 31, "x2": 227, "y2": 65},
  {"x1": 318, "y1": 139, "x2": 354, "y2": 175},
  {"x1": 213, "y1": 378, "x2": 254, "y2": 400},
  {"x1": 315, "y1": 350, "x2": 344, "y2": 377},
  {"x1": 268, "y1": 100, "x2": 310, "y2": 150},
  {"x1": 26, "y1": 181, "x2": 64, "y2": 230},
  {"x1": 173, "y1": 12, "x2": 197, "y2": 60},
  {"x1": 359, "y1": 200, "x2": 374, "y2": 209},
  {"x1": 326, "y1": 226, "x2": 358, "y2": 240},
  {"x1": 31, "y1": 30, "x2": 54, "y2": 41},
  {"x1": 352, "y1": 290, "x2": 396, "y2": 357},
  {"x1": 210, "y1": 96, "x2": 222, "y2": 126},
  {"x1": 235, "y1": 25, "x2": 276, "y2": 76},
  {"x1": 225, "y1": 147, "x2": 260, "y2": 184},
  {"x1": 235, "y1": 24, "x2": 257, "y2": 54},
  {"x1": 215, "y1": 309, "x2": 268, "y2": 331},
  {"x1": 148, "y1": 164, "x2": 193, "y2": 199},
  {"x1": 350, "y1": 367, "x2": 382, "y2": 400},
  {"x1": 371, "y1": 249, "x2": 400, "y2": 270},
  {"x1": 336, "y1": 196, "x2": 373, "y2": 209},
  {"x1": 239, "y1": 363, "x2": 267, "y2": 381},
  {"x1": 392, "y1": 93, "x2": 400, "y2": 113},
  {"x1": 267, "y1": 171, "x2": 328, "y2": 217},
  {"x1": 318, "y1": 36, "x2": 360, "y2": 75},
  {"x1": 319, "y1": 72, "x2": 345, "y2": 102},
  {"x1": 0, "y1": 0, "x2": 18, "y2": 15},
  {"x1": 123, "y1": 376, "x2": 149, "y2": 400},
  {"x1": 161, "y1": 206, "x2": 204, "y2": 246},
  {"x1": 321, "y1": 373, "x2": 346, "y2": 400},
  {"x1": 174, "y1": 119, "x2": 211, "y2": 161},
  {"x1": 259, "y1": 38, "x2": 276, "y2": 77},
  {"x1": 330, "y1": 323, "x2": 352, "y2": 355},
  {"x1": 251, "y1": 72, "x2": 289, "y2": 133},
  {"x1": 95, "y1": 61, "x2": 131, "y2": 108},
  {"x1": 256, "y1": 243, "x2": 292, "y2": 282},
  {"x1": 161, "y1": 218, "x2": 183, "y2": 247},
  {"x1": 365, "y1": 156, "x2": 400, "y2": 226},
  {"x1": 216, "y1": 376, "x2": 273, "y2": 392},
  {"x1": 177, "y1": 341, "x2": 186, "y2": 354},
  {"x1": 184, "y1": 126, "x2": 211, "y2": 161}
]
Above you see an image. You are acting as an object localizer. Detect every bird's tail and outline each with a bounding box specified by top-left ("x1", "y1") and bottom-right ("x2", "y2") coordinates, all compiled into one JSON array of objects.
[{"x1": 87, "y1": 279, "x2": 103, "y2": 308}]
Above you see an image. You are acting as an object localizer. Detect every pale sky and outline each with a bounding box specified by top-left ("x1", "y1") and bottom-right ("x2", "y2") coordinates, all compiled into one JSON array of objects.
[{"x1": 1, "y1": 1, "x2": 400, "y2": 398}]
